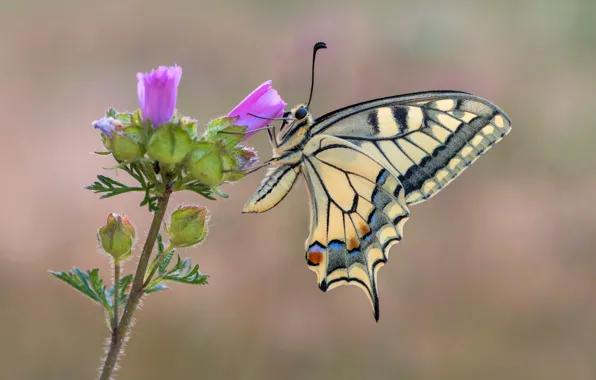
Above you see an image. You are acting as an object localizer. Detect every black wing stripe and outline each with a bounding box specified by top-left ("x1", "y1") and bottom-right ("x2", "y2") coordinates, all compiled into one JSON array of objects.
[
  {"x1": 370, "y1": 141, "x2": 418, "y2": 190},
  {"x1": 391, "y1": 106, "x2": 409, "y2": 133},
  {"x1": 309, "y1": 155, "x2": 404, "y2": 255},
  {"x1": 310, "y1": 91, "x2": 481, "y2": 135},
  {"x1": 311, "y1": 92, "x2": 510, "y2": 136},
  {"x1": 314, "y1": 157, "x2": 406, "y2": 249},
  {"x1": 255, "y1": 164, "x2": 299, "y2": 202},
  {"x1": 304, "y1": 157, "x2": 353, "y2": 215},
  {"x1": 392, "y1": 140, "x2": 436, "y2": 195}
]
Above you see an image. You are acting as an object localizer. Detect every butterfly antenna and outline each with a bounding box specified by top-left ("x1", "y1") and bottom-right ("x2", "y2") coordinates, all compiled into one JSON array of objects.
[
  {"x1": 306, "y1": 41, "x2": 327, "y2": 108},
  {"x1": 247, "y1": 113, "x2": 296, "y2": 122}
]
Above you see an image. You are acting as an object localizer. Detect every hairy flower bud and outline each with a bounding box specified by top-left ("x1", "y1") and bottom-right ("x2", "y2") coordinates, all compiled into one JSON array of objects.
[
  {"x1": 221, "y1": 146, "x2": 259, "y2": 182},
  {"x1": 220, "y1": 151, "x2": 240, "y2": 182},
  {"x1": 97, "y1": 213, "x2": 135, "y2": 261},
  {"x1": 167, "y1": 206, "x2": 208, "y2": 248},
  {"x1": 186, "y1": 142, "x2": 224, "y2": 185},
  {"x1": 111, "y1": 126, "x2": 146, "y2": 161},
  {"x1": 147, "y1": 123, "x2": 192, "y2": 164}
]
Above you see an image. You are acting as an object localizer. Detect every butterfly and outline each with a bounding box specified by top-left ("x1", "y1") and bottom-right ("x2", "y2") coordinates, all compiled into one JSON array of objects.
[{"x1": 242, "y1": 42, "x2": 512, "y2": 320}]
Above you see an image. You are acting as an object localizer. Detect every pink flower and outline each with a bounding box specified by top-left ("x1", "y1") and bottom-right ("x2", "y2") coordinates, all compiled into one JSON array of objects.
[
  {"x1": 136, "y1": 65, "x2": 182, "y2": 127},
  {"x1": 227, "y1": 80, "x2": 286, "y2": 139}
]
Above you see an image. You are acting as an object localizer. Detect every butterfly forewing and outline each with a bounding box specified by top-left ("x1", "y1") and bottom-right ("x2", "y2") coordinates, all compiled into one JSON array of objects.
[
  {"x1": 243, "y1": 164, "x2": 301, "y2": 213},
  {"x1": 310, "y1": 91, "x2": 512, "y2": 205},
  {"x1": 302, "y1": 135, "x2": 410, "y2": 320}
]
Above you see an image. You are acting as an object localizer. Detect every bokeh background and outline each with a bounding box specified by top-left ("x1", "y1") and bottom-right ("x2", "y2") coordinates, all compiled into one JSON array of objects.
[{"x1": 2, "y1": 0, "x2": 596, "y2": 379}]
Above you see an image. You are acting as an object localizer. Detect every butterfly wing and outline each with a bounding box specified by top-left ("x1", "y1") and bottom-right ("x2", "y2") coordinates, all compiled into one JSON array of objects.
[
  {"x1": 310, "y1": 91, "x2": 512, "y2": 205},
  {"x1": 243, "y1": 163, "x2": 301, "y2": 213},
  {"x1": 302, "y1": 134, "x2": 410, "y2": 320}
]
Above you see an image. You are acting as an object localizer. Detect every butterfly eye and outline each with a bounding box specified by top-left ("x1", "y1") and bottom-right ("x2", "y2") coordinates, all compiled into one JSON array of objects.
[{"x1": 294, "y1": 107, "x2": 308, "y2": 119}]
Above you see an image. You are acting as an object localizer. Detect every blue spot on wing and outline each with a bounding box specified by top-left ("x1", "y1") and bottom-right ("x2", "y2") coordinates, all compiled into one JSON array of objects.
[
  {"x1": 328, "y1": 241, "x2": 344, "y2": 251},
  {"x1": 376, "y1": 169, "x2": 389, "y2": 186},
  {"x1": 308, "y1": 242, "x2": 326, "y2": 252},
  {"x1": 369, "y1": 213, "x2": 377, "y2": 225}
]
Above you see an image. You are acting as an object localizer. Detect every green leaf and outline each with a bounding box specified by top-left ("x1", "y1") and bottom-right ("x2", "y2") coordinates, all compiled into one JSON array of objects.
[
  {"x1": 212, "y1": 185, "x2": 229, "y2": 199},
  {"x1": 139, "y1": 160, "x2": 159, "y2": 185},
  {"x1": 157, "y1": 233, "x2": 165, "y2": 256},
  {"x1": 202, "y1": 117, "x2": 246, "y2": 150},
  {"x1": 85, "y1": 174, "x2": 144, "y2": 199},
  {"x1": 145, "y1": 283, "x2": 168, "y2": 294},
  {"x1": 85, "y1": 162, "x2": 160, "y2": 211},
  {"x1": 51, "y1": 268, "x2": 109, "y2": 309},
  {"x1": 94, "y1": 151, "x2": 113, "y2": 156},
  {"x1": 106, "y1": 274, "x2": 133, "y2": 307},
  {"x1": 217, "y1": 126, "x2": 246, "y2": 150},
  {"x1": 181, "y1": 181, "x2": 216, "y2": 200},
  {"x1": 162, "y1": 255, "x2": 209, "y2": 285},
  {"x1": 180, "y1": 117, "x2": 198, "y2": 141},
  {"x1": 144, "y1": 255, "x2": 207, "y2": 293},
  {"x1": 158, "y1": 250, "x2": 175, "y2": 275},
  {"x1": 132, "y1": 109, "x2": 143, "y2": 126},
  {"x1": 146, "y1": 233, "x2": 175, "y2": 280},
  {"x1": 114, "y1": 112, "x2": 132, "y2": 124},
  {"x1": 203, "y1": 117, "x2": 236, "y2": 140}
]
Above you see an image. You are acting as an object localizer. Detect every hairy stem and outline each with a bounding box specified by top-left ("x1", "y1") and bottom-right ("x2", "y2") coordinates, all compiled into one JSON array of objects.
[
  {"x1": 99, "y1": 178, "x2": 174, "y2": 380},
  {"x1": 113, "y1": 262, "x2": 120, "y2": 330}
]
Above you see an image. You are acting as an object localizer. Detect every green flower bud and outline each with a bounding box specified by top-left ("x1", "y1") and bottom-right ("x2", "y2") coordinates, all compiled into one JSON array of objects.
[
  {"x1": 98, "y1": 213, "x2": 135, "y2": 261},
  {"x1": 167, "y1": 206, "x2": 209, "y2": 248},
  {"x1": 147, "y1": 123, "x2": 192, "y2": 164},
  {"x1": 221, "y1": 151, "x2": 236, "y2": 182},
  {"x1": 100, "y1": 133, "x2": 113, "y2": 151},
  {"x1": 112, "y1": 126, "x2": 146, "y2": 161},
  {"x1": 186, "y1": 142, "x2": 224, "y2": 185}
]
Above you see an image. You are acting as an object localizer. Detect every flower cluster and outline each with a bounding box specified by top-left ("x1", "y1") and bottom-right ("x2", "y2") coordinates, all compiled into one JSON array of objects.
[{"x1": 93, "y1": 66, "x2": 286, "y2": 189}]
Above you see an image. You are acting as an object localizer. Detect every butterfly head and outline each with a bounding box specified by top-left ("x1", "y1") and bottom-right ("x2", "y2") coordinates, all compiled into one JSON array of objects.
[
  {"x1": 276, "y1": 104, "x2": 313, "y2": 146},
  {"x1": 292, "y1": 105, "x2": 309, "y2": 120},
  {"x1": 270, "y1": 42, "x2": 326, "y2": 153}
]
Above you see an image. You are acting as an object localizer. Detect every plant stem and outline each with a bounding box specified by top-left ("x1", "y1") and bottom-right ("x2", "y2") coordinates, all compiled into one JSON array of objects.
[
  {"x1": 99, "y1": 178, "x2": 174, "y2": 380},
  {"x1": 113, "y1": 262, "x2": 120, "y2": 330}
]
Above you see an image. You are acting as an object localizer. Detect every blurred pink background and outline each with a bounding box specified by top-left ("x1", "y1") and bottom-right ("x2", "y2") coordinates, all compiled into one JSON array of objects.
[{"x1": 2, "y1": 0, "x2": 596, "y2": 378}]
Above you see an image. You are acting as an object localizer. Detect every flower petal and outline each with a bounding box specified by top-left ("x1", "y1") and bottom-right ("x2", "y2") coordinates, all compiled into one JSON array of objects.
[
  {"x1": 136, "y1": 65, "x2": 182, "y2": 127},
  {"x1": 93, "y1": 117, "x2": 121, "y2": 138},
  {"x1": 227, "y1": 81, "x2": 287, "y2": 140},
  {"x1": 227, "y1": 80, "x2": 273, "y2": 118}
]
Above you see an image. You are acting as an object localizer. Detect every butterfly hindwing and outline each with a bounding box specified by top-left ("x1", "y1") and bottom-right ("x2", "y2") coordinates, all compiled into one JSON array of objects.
[
  {"x1": 302, "y1": 135, "x2": 410, "y2": 320},
  {"x1": 310, "y1": 91, "x2": 512, "y2": 205}
]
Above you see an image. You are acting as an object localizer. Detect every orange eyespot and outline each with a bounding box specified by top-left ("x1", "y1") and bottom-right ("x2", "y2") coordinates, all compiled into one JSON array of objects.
[{"x1": 307, "y1": 251, "x2": 324, "y2": 265}]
